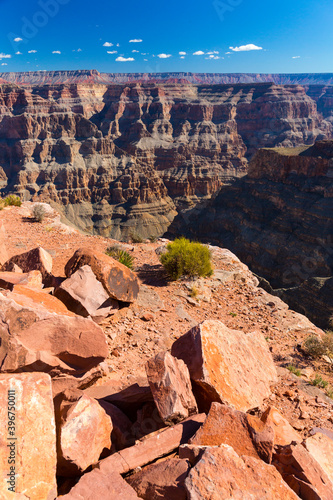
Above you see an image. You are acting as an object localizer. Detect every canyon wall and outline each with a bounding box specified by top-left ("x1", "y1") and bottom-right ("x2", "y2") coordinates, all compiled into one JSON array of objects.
[
  {"x1": 0, "y1": 79, "x2": 332, "y2": 240},
  {"x1": 192, "y1": 141, "x2": 333, "y2": 328}
]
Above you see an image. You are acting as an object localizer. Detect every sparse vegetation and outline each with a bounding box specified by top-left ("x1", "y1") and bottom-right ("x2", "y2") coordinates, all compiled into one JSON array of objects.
[
  {"x1": 148, "y1": 235, "x2": 157, "y2": 243},
  {"x1": 32, "y1": 204, "x2": 46, "y2": 223},
  {"x1": 189, "y1": 286, "x2": 199, "y2": 299},
  {"x1": 160, "y1": 237, "x2": 213, "y2": 281},
  {"x1": 287, "y1": 365, "x2": 301, "y2": 377},
  {"x1": 229, "y1": 312, "x2": 237, "y2": 318},
  {"x1": 303, "y1": 332, "x2": 333, "y2": 369},
  {"x1": 130, "y1": 231, "x2": 144, "y2": 244},
  {"x1": 106, "y1": 246, "x2": 134, "y2": 270},
  {"x1": 1, "y1": 195, "x2": 22, "y2": 207},
  {"x1": 310, "y1": 374, "x2": 329, "y2": 389}
]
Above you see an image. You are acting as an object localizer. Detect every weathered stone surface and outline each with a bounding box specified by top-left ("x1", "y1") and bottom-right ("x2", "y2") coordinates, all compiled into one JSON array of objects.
[
  {"x1": 0, "y1": 290, "x2": 108, "y2": 376},
  {"x1": 0, "y1": 221, "x2": 8, "y2": 267},
  {"x1": 0, "y1": 270, "x2": 43, "y2": 291},
  {"x1": 58, "y1": 469, "x2": 139, "y2": 500},
  {"x1": 127, "y1": 458, "x2": 190, "y2": 500},
  {"x1": 98, "y1": 400, "x2": 133, "y2": 451},
  {"x1": 55, "y1": 390, "x2": 112, "y2": 476},
  {"x1": 304, "y1": 433, "x2": 333, "y2": 484},
  {"x1": 171, "y1": 320, "x2": 277, "y2": 412},
  {"x1": 65, "y1": 248, "x2": 139, "y2": 302},
  {"x1": 0, "y1": 373, "x2": 57, "y2": 500},
  {"x1": 185, "y1": 445, "x2": 300, "y2": 500},
  {"x1": 261, "y1": 406, "x2": 302, "y2": 446},
  {"x1": 146, "y1": 351, "x2": 198, "y2": 424},
  {"x1": 2, "y1": 247, "x2": 53, "y2": 283},
  {"x1": 179, "y1": 444, "x2": 213, "y2": 466},
  {"x1": 97, "y1": 414, "x2": 206, "y2": 476},
  {"x1": 189, "y1": 402, "x2": 274, "y2": 463},
  {"x1": 274, "y1": 442, "x2": 333, "y2": 500},
  {"x1": 55, "y1": 265, "x2": 119, "y2": 319}
]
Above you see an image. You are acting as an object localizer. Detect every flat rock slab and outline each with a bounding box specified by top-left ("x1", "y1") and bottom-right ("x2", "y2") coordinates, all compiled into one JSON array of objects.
[
  {"x1": 58, "y1": 468, "x2": 139, "y2": 499},
  {"x1": 171, "y1": 319, "x2": 277, "y2": 412},
  {"x1": 261, "y1": 406, "x2": 302, "y2": 446},
  {"x1": 0, "y1": 271, "x2": 43, "y2": 291},
  {"x1": 146, "y1": 351, "x2": 198, "y2": 424},
  {"x1": 65, "y1": 248, "x2": 139, "y2": 302},
  {"x1": 55, "y1": 265, "x2": 119, "y2": 320},
  {"x1": 0, "y1": 373, "x2": 57, "y2": 500},
  {"x1": 55, "y1": 390, "x2": 112, "y2": 476},
  {"x1": 304, "y1": 432, "x2": 333, "y2": 484},
  {"x1": 274, "y1": 442, "x2": 333, "y2": 500},
  {"x1": 0, "y1": 290, "x2": 108, "y2": 376},
  {"x1": 98, "y1": 414, "x2": 206, "y2": 476},
  {"x1": 127, "y1": 457, "x2": 190, "y2": 500},
  {"x1": 185, "y1": 445, "x2": 300, "y2": 500}
]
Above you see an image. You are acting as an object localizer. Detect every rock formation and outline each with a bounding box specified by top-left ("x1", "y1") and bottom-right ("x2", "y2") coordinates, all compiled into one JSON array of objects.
[
  {"x1": 194, "y1": 140, "x2": 333, "y2": 328},
  {"x1": 0, "y1": 79, "x2": 331, "y2": 240}
]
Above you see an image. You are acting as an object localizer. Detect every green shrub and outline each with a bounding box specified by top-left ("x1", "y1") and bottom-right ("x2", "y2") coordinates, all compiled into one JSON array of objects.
[
  {"x1": 32, "y1": 204, "x2": 46, "y2": 222},
  {"x1": 106, "y1": 246, "x2": 134, "y2": 270},
  {"x1": 304, "y1": 333, "x2": 333, "y2": 368},
  {"x1": 189, "y1": 286, "x2": 199, "y2": 298},
  {"x1": 310, "y1": 374, "x2": 329, "y2": 389},
  {"x1": 130, "y1": 231, "x2": 143, "y2": 244},
  {"x1": 4, "y1": 195, "x2": 22, "y2": 207},
  {"x1": 287, "y1": 365, "x2": 301, "y2": 377},
  {"x1": 160, "y1": 237, "x2": 213, "y2": 281}
]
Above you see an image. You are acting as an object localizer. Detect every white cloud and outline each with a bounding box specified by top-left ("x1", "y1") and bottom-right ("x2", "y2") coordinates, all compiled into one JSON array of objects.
[
  {"x1": 144, "y1": 58, "x2": 148, "y2": 61},
  {"x1": 28, "y1": 50, "x2": 37, "y2": 54},
  {"x1": 103, "y1": 42, "x2": 113, "y2": 47},
  {"x1": 207, "y1": 51, "x2": 219, "y2": 55},
  {"x1": 14, "y1": 37, "x2": 23, "y2": 42},
  {"x1": 225, "y1": 52, "x2": 232, "y2": 55},
  {"x1": 180, "y1": 56, "x2": 185, "y2": 59},
  {"x1": 179, "y1": 51, "x2": 187, "y2": 56},
  {"x1": 132, "y1": 50, "x2": 139, "y2": 53},
  {"x1": 77, "y1": 48, "x2": 82, "y2": 52},
  {"x1": 15, "y1": 51, "x2": 22, "y2": 55},
  {"x1": 116, "y1": 56, "x2": 134, "y2": 62},
  {"x1": 206, "y1": 55, "x2": 220, "y2": 60},
  {"x1": 193, "y1": 51, "x2": 205, "y2": 55},
  {"x1": 107, "y1": 50, "x2": 117, "y2": 54},
  {"x1": 292, "y1": 56, "x2": 301, "y2": 59},
  {"x1": 1, "y1": 63, "x2": 8, "y2": 66},
  {"x1": 157, "y1": 53, "x2": 172, "y2": 58},
  {"x1": 229, "y1": 44, "x2": 263, "y2": 52},
  {"x1": 0, "y1": 53, "x2": 12, "y2": 59},
  {"x1": 116, "y1": 43, "x2": 120, "y2": 47},
  {"x1": 129, "y1": 39, "x2": 143, "y2": 43},
  {"x1": 52, "y1": 51, "x2": 61, "y2": 54}
]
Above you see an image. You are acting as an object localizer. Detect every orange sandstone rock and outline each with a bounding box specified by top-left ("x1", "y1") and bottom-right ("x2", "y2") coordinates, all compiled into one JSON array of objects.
[
  {"x1": 171, "y1": 320, "x2": 277, "y2": 412},
  {"x1": 0, "y1": 373, "x2": 57, "y2": 500}
]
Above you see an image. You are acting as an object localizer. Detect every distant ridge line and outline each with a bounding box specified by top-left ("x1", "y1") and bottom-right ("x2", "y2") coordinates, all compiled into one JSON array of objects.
[{"x1": 0, "y1": 70, "x2": 333, "y2": 86}]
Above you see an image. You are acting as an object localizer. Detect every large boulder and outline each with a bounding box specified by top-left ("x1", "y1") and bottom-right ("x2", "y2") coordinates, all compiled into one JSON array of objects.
[
  {"x1": 65, "y1": 248, "x2": 139, "y2": 302},
  {"x1": 189, "y1": 402, "x2": 274, "y2": 463},
  {"x1": 171, "y1": 320, "x2": 277, "y2": 412},
  {"x1": 0, "y1": 289, "x2": 108, "y2": 376},
  {"x1": 185, "y1": 445, "x2": 300, "y2": 499},
  {"x1": 127, "y1": 458, "x2": 190, "y2": 500},
  {"x1": 55, "y1": 265, "x2": 119, "y2": 321},
  {"x1": 0, "y1": 221, "x2": 8, "y2": 267},
  {"x1": 0, "y1": 373, "x2": 57, "y2": 500},
  {"x1": 55, "y1": 390, "x2": 112, "y2": 476},
  {"x1": 146, "y1": 351, "x2": 198, "y2": 424},
  {"x1": 2, "y1": 247, "x2": 53, "y2": 283}
]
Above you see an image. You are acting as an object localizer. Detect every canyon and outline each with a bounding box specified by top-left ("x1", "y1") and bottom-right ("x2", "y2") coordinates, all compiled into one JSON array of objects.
[{"x1": 0, "y1": 72, "x2": 332, "y2": 326}]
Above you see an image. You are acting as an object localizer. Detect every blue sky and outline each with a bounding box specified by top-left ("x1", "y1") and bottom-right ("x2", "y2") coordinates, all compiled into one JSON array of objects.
[{"x1": 0, "y1": 0, "x2": 332, "y2": 73}]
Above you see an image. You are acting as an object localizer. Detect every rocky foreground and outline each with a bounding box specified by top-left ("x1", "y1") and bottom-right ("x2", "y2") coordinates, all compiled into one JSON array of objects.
[{"x1": 0, "y1": 203, "x2": 333, "y2": 499}]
